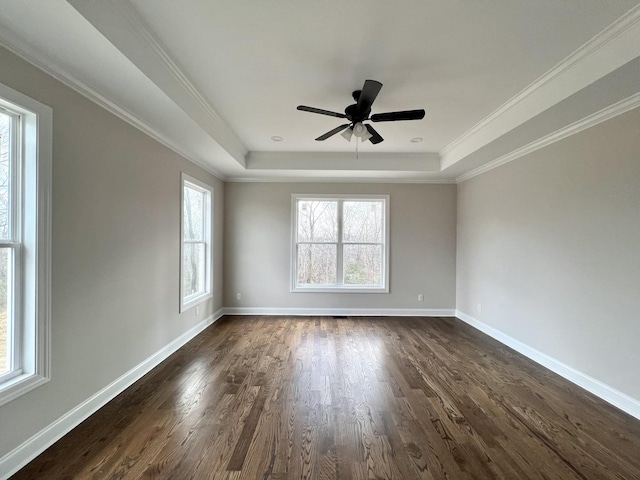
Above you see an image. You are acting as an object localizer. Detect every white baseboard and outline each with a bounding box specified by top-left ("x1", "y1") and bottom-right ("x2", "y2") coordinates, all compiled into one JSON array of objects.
[
  {"x1": 455, "y1": 310, "x2": 640, "y2": 421},
  {"x1": 0, "y1": 309, "x2": 224, "y2": 480},
  {"x1": 223, "y1": 307, "x2": 455, "y2": 317}
]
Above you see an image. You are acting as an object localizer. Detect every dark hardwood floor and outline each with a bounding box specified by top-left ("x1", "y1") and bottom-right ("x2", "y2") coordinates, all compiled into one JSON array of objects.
[{"x1": 12, "y1": 316, "x2": 640, "y2": 479}]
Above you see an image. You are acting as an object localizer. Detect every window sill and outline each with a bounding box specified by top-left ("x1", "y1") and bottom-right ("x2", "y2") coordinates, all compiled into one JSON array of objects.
[
  {"x1": 291, "y1": 286, "x2": 389, "y2": 294},
  {"x1": 181, "y1": 292, "x2": 213, "y2": 313},
  {"x1": 0, "y1": 372, "x2": 50, "y2": 407}
]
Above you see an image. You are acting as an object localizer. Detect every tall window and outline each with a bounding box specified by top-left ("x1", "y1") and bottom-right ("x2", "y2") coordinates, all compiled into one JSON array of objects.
[
  {"x1": 0, "y1": 83, "x2": 51, "y2": 406},
  {"x1": 180, "y1": 174, "x2": 213, "y2": 312},
  {"x1": 292, "y1": 194, "x2": 389, "y2": 292}
]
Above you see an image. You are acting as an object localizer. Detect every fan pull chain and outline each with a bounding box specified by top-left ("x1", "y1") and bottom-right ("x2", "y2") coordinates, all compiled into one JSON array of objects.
[{"x1": 356, "y1": 137, "x2": 359, "y2": 160}]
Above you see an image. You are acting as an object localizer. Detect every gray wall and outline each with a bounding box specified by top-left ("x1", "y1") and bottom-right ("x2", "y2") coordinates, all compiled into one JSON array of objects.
[
  {"x1": 456, "y1": 107, "x2": 640, "y2": 401},
  {"x1": 0, "y1": 47, "x2": 224, "y2": 458},
  {"x1": 224, "y1": 182, "x2": 457, "y2": 310}
]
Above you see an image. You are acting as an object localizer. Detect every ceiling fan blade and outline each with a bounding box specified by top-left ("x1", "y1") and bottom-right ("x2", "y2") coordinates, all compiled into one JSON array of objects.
[
  {"x1": 297, "y1": 105, "x2": 347, "y2": 118},
  {"x1": 357, "y1": 80, "x2": 383, "y2": 114},
  {"x1": 365, "y1": 124, "x2": 384, "y2": 144},
  {"x1": 315, "y1": 123, "x2": 351, "y2": 141},
  {"x1": 370, "y1": 109, "x2": 425, "y2": 122}
]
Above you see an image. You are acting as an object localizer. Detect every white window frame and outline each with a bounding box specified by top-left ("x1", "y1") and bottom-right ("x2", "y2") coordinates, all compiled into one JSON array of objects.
[
  {"x1": 291, "y1": 194, "x2": 390, "y2": 293},
  {"x1": 180, "y1": 173, "x2": 213, "y2": 312},
  {"x1": 0, "y1": 82, "x2": 52, "y2": 407}
]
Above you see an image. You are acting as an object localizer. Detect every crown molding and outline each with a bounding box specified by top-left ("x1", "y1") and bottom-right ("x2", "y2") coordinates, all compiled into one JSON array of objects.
[
  {"x1": 226, "y1": 176, "x2": 455, "y2": 184},
  {"x1": 246, "y1": 151, "x2": 441, "y2": 171},
  {"x1": 442, "y1": 4, "x2": 640, "y2": 170},
  {"x1": 67, "y1": 0, "x2": 247, "y2": 166},
  {"x1": 0, "y1": 33, "x2": 226, "y2": 181},
  {"x1": 456, "y1": 92, "x2": 640, "y2": 183}
]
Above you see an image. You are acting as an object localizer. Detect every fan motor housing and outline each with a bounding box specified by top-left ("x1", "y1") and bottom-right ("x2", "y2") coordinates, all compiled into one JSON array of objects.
[{"x1": 345, "y1": 103, "x2": 369, "y2": 123}]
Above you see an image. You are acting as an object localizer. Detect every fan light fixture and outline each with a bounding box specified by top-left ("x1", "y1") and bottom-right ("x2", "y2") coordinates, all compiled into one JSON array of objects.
[
  {"x1": 341, "y1": 127, "x2": 353, "y2": 141},
  {"x1": 354, "y1": 122, "x2": 372, "y2": 141},
  {"x1": 341, "y1": 122, "x2": 371, "y2": 142}
]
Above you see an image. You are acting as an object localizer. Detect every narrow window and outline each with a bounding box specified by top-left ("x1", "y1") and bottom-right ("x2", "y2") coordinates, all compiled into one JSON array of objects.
[
  {"x1": 292, "y1": 195, "x2": 389, "y2": 293},
  {"x1": 180, "y1": 174, "x2": 213, "y2": 311},
  {"x1": 0, "y1": 83, "x2": 52, "y2": 406}
]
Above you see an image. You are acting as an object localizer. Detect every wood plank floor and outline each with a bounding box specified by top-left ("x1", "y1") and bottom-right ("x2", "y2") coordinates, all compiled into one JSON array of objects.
[{"x1": 12, "y1": 316, "x2": 640, "y2": 479}]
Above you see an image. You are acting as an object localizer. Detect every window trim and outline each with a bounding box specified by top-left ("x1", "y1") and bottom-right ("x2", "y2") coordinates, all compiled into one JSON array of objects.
[
  {"x1": 291, "y1": 194, "x2": 390, "y2": 293},
  {"x1": 0, "y1": 82, "x2": 52, "y2": 407},
  {"x1": 180, "y1": 173, "x2": 213, "y2": 312}
]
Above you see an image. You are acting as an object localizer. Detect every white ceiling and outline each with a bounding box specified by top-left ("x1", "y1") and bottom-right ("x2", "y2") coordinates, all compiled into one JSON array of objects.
[{"x1": 0, "y1": 0, "x2": 639, "y2": 182}]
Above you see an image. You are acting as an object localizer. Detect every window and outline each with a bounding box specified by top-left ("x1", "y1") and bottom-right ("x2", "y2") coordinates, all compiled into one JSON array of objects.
[
  {"x1": 292, "y1": 194, "x2": 389, "y2": 292},
  {"x1": 180, "y1": 174, "x2": 213, "y2": 312},
  {"x1": 0, "y1": 83, "x2": 51, "y2": 406}
]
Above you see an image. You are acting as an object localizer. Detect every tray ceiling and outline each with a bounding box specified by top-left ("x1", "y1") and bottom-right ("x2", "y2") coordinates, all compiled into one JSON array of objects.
[{"x1": 1, "y1": 0, "x2": 639, "y2": 182}]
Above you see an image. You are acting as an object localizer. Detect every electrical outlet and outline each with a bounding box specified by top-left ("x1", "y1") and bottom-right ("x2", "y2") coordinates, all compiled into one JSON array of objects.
[
  {"x1": 236, "y1": 293, "x2": 242, "y2": 300},
  {"x1": 418, "y1": 294, "x2": 424, "y2": 302},
  {"x1": 477, "y1": 303, "x2": 482, "y2": 312},
  {"x1": 195, "y1": 306, "x2": 200, "y2": 316}
]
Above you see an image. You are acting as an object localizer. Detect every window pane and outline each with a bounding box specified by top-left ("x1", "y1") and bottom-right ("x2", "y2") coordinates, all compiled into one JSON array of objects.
[
  {"x1": 343, "y1": 201, "x2": 383, "y2": 243},
  {"x1": 297, "y1": 200, "x2": 337, "y2": 242},
  {"x1": 0, "y1": 248, "x2": 10, "y2": 375},
  {"x1": 297, "y1": 243, "x2": 337, "y2": 285},
  {"x1": 0, "y1": 111, "x2": 11, "y2": 241},
  {"x1": 343, "y1": 244, "x2": 382, "y2": 286},
  {"x1": 183, "y1": 242, "x2": 206, "y2": 297},
  {"x1": 183, "y1": 186, "x2": 204, "y2": 241}
]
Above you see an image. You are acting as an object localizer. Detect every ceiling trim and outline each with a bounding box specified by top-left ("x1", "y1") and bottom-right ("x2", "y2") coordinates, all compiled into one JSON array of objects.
[
  {"x1": 442, "y1": 4, "x2": 640, "y2": 170},
  {"x1": 67, "y1": 0, "x2": 248, "y2": 166},
  {"x1": 226, "y1": 176, "x2": 455, "y2": 185},
  {"x1": 456, "y1": 92, "x2": 640, "y2": 183},
  {"x1": 0, "y1": 31, "x2": 226, "y2": 181},
  {"x1": 246, "y1": 151, "x2": 441, "y2": 172}
]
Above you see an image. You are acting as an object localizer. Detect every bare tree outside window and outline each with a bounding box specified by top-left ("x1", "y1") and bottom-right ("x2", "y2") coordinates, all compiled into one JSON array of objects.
[
  {"x1": 297, "y1": 200, "x2": 337, "y2": 285},
  {"x1": 0, "y1": 112, "x2": 10, "y2": 374},
  {"x1": 343, "y1": 201, "x2": 383, "y2": 285},
  {"x1": 0, "y1": 112, "x2": 9, "y2": 239},
  {"x1": 183, "y1": 186, "x2": 205, "y2": 297},
  {"x1": 294, "y1": 196, "x2": 387, "y2": 290}
]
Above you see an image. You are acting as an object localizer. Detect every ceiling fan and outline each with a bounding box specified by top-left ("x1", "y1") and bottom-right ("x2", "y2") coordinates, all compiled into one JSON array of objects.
[{"x1": 297, "y1": 79, "x2": 425, "y2": 144}]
